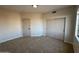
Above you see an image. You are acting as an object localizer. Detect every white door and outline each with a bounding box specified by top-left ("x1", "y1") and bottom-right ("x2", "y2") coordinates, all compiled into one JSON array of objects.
[
  {"x1": 22, "y1": 18, "x2": 31, "y2": 36},
  {"x1": 46, "y1": 18, "x2": 65, "y2": 40}
]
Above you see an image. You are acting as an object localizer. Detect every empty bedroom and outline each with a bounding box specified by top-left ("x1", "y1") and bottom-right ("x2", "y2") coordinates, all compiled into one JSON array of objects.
[{"x1": 0, "y1": 5, "x2": 78, "y2": 53}]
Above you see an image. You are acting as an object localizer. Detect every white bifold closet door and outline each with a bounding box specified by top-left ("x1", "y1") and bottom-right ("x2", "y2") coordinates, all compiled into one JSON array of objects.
[{"x1": 46, "y1": 18, "x2": 65, "y2": 40}]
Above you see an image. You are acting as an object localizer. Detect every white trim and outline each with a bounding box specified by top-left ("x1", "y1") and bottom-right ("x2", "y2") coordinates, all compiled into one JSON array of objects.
[
  {"x1": 75, "y1": 12, "x2": 79, "y2": 42},
  {"x1": 75, "y1": 36, "x2": 79, "y2": 42},
  {"x1": 64, "y1": 40, "x2": 73, "y2": 44}
]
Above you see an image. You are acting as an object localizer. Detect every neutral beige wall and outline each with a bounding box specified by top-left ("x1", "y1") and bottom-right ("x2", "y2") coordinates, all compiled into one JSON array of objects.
[
  {"x1": 0, "y1": 9, "x2": 22, "y2": 43},
  {"x1": 21, "y1": 13, "x2": 44, "y2": 36},
  {"x1": 43, "y1": 6, "x2": 76, "y2": 44}
]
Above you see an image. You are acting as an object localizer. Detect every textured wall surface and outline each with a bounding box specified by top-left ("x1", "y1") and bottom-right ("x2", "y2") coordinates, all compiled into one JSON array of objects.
[
  {"x1": 21, "y1": 13, "x2": 43, "y2": 36},
  {"x1": 0, "y1": 9, "x2": 22, "y2": 43}
]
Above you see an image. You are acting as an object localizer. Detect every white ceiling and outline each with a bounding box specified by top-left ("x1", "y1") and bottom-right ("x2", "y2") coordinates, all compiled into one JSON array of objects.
[{"x1": 0, "y1": 5, "x2": 71, "y2": 13}]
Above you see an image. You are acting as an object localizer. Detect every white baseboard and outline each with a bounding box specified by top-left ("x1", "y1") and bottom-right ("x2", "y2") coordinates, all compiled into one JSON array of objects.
[
  {"x1": 31, "y1": 35, "x2": 44, "y2": 37},
  {"x1": 64, "y1": 40, "x2": 73, "y2": 44}
]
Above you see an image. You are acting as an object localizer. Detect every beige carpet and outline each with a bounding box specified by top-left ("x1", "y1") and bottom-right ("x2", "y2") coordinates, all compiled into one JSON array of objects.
[{"x1": 0, "y1": 36, "x2": 74, "y2": 53}]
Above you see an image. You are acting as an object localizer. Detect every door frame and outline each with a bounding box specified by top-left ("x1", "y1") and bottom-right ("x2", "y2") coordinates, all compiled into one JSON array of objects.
[{"x1": 21, "y1": 18, "x2": 31, "y2": 37}]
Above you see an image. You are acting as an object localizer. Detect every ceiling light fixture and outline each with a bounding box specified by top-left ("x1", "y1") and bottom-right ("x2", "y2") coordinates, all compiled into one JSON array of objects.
[{"x1": 32, "y1": 5, "x2": 38, "y2": 8}]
